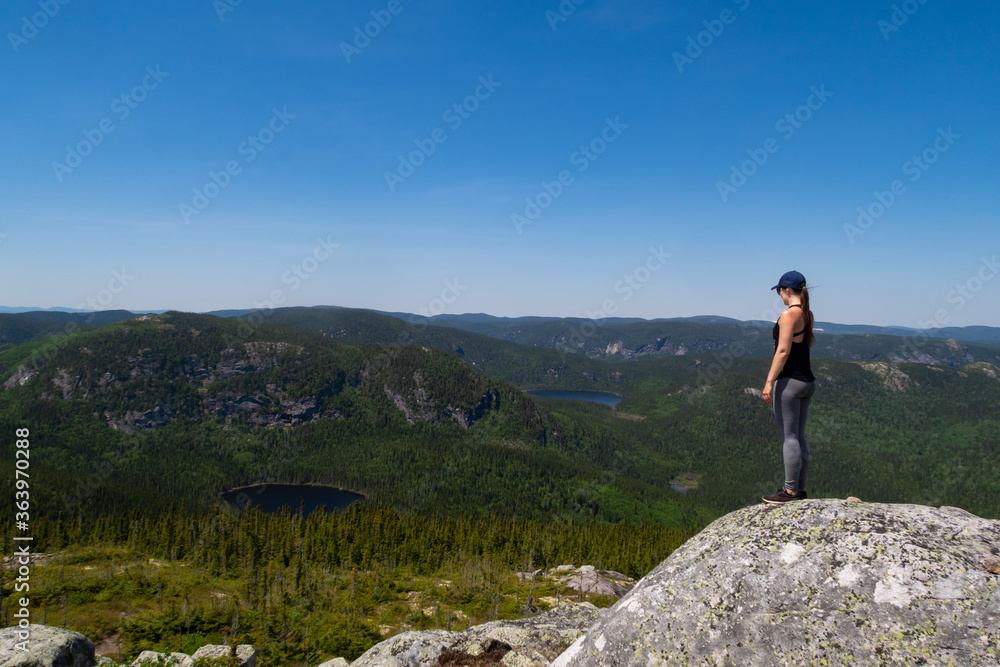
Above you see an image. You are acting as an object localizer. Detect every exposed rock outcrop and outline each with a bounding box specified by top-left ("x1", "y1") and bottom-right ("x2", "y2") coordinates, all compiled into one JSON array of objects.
[
  {"x1": 315, "y1": 659, "x2": 350, "y2": 667},
  {"x1": 541, "y1": 565, "x2": 634, "y2": 599},
  {"x1": 130, "y1": 650, "x2": 191, "y2": 667},
  {"x1": 554, "y1": 500, "x2": 1000, "y2": 666},
  {"x1": 351, "y1": 602, "x2": 603, "y2": 666},
  {"x1": 0, "y1": 626, "x2": 257, "y2": 667},
  {"x1": 201, "y1": 390, "x2": 324, "y2": 428},
  {"x1": 384, "y1": 384, "x2": 498, "y2": 430},
  {"x1": 126, "y1": 644, "x2": 256, "y2": 667},
  {"x1": 2, "y1": 364, "x2": 37, "y2": 389},
  {"x1": 0, "y1": 625, "x2": 94, "y2": 667},
  {"x1": 191, "y1": 645, "x2": 256, "y2": 666},
  {"x1": 861, "y1": 362, "x2": 917, "y2": 391}
]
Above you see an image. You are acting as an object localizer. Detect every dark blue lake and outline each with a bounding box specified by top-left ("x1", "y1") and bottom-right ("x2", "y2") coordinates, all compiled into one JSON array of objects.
[
  {"x1": 221, "y1": 484, "x2": 365, "y2": 514},
  {"x1": 527, "y1": 389, "x2": 625, "y2": 407}
]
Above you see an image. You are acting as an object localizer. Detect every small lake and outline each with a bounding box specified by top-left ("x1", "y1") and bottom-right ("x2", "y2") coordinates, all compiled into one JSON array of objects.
[
  {"x1": 527, "y1": 389, "x2": 625, "y2": 407},
  {"x1": 221, "y1": 483, "x2": 365, "y2": 514}
]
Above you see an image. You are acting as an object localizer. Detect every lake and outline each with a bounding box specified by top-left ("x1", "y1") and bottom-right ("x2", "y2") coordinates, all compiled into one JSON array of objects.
[
  {"x1": 221, "y1": 483, "x2": 365, "y2": 514},
  {"x1": 527, "y1": 389, "x2": 625, "y2": 407}
]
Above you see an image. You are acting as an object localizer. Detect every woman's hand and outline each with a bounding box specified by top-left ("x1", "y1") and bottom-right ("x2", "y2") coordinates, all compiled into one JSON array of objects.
[{"x1": 762, "y1": 380, "x2": 773, "y2": 404}]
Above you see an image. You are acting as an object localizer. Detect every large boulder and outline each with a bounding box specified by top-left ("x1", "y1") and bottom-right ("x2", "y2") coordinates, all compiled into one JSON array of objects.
[
  {"x1": 0, "y1": 625, "x2": 95, "y2": 667},
  {"x1": 351, "y1": 602, "x2": 603, "y2": 666},
  {"x1": 555, "y1": 500, "x2": 1000, "y2": 666}
]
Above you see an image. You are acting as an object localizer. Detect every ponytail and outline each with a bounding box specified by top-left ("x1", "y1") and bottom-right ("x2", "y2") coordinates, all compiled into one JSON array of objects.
[{"x1": 798, "y1": 284, "x2": 815, "y2": 347}]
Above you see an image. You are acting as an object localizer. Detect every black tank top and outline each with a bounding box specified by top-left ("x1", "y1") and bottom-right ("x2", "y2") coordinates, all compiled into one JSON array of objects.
[{"x1": 772, "y1": 306, "x2": 815, "y2": 382}]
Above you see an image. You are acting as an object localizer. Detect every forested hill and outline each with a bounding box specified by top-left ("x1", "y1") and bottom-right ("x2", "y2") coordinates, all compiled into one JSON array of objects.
[
  {"x1": 0, "y1": 311, "x2": 545, "y2": 437},
  {"x1": 237, "y1": 306, "x2": 1000, "y2": 368},
  {"x1": 1, "y1": 310, "x2": 998, "y2": 528}
]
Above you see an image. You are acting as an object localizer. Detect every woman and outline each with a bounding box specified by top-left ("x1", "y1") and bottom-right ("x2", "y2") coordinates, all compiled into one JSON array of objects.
[{"x1": 761, "y1": 270, "x2": 816, "y2": 504}]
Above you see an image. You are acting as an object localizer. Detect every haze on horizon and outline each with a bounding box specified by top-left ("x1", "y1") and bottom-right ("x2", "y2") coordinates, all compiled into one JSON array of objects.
[{"x1": 2, "y1": 1, "x2": 998, "y2": 328}]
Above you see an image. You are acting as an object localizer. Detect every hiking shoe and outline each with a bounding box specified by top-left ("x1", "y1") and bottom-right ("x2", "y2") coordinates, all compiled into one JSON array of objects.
[{"x1": 762, "y1": 488, "x2": 804, "y2": 504}]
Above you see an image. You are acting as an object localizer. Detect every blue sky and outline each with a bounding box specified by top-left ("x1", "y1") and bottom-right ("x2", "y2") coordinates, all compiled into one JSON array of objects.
[{"x1": 2, "y1": 0, "x2": 998, "y2": 327}]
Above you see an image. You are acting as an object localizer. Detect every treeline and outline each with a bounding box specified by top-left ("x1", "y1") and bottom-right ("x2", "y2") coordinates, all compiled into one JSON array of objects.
[
  {"x1": 22, "y1": 502, "x2": 691, "y2": 579},
  {"x1": 1, "y1": 503, "x2": 694, "y2": 663}
]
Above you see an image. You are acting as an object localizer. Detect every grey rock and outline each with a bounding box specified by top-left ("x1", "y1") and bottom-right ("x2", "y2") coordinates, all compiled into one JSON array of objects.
[
  {"x1": 553, "y1": 500, "x2": 1000, "y2": 666},
  {"x1": 543, "y1": 566, "x2": 635, "y2": 600},
  {"x1": 0, "y1": 625, "x2": 95, "y2": 667},
  {"x1": 384, "y1": 383, "x2": 498, "y2": 430},
  {"x1": 315, "y1": 659, "x2": 350, "y2": 667},
  {"x1": 3, "y1": 365, "x2": 37, "y2": 389},
  {"x1": 350, "y1": 631, "x2": 453, "y2": 667},
  {"x1": 497, "y1": 649, "x2": 551, "y2": 666},
  {"x1": 189, "y1": 645, "x2": 255, "y2": 667},
  {"x1": 130, "y1": 651, "x2": 191, "y2": 667},
  {"x1": 558, "y1": 570, "x2": 630, "y2": 598},
  {"x1": 352, "y1": 603, "x2": 603, "y2": 667}
]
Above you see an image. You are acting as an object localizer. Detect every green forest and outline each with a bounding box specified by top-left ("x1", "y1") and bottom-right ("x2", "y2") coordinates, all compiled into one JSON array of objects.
[{"x1": 1, "y1": 309, "x2": 998, "y2": 664}]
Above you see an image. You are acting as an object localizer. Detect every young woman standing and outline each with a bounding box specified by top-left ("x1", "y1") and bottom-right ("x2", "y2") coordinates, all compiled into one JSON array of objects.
[{"x1": 761, "y1": 270, "x2": 816, "y2": 504}]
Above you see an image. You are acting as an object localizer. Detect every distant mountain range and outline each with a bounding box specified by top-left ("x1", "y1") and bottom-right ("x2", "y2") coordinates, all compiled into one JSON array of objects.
[
  {"x1": 3, "y1": 307, "x2": 1000, "y2": 366},
  {"x1": 4, "y1": 305, "x2": 1000, "y2": 341}
]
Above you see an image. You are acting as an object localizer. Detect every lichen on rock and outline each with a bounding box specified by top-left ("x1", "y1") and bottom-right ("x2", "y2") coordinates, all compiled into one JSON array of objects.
[{"x1": 553, "y1": 500, "x2": 1000, "y2": 666}]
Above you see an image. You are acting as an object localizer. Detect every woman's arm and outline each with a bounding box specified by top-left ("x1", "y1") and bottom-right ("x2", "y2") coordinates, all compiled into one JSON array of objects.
[{"x1": 762, "y1": 309, "x2": 798, "y2": 404}]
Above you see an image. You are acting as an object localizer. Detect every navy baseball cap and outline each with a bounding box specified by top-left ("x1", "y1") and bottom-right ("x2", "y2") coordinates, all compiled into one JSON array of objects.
[{"x1": 771, "y1": 270, "x2": 806, "y2": 291}]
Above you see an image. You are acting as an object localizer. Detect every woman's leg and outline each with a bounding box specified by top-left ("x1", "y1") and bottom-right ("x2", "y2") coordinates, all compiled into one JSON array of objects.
[
  {"x1": 796, "y1": 382, "x2": 816, "y2": 491},
  {"x1": 773, "y1": 378, "x2": 811, "y2": 493}
]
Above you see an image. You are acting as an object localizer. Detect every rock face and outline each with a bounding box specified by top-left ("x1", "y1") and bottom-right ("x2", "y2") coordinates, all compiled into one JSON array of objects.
[
  {"x1": 351, "y1": 602, "x2": 603, "y2": 666},
  {"x1": 0, "y1": 625, "x2": 95, "y2": 667},
  {"x1": 383, "y1": 384, "x2": 498, "y2": 430},
  {"x1": 554, "y1": 500, "x2": 1000, "y2": 666}
]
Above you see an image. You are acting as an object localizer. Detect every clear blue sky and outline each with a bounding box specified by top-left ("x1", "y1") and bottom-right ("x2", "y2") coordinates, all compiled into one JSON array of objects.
[{"x1": 2, "y1": 0, "x2": 998, "y2": 327}]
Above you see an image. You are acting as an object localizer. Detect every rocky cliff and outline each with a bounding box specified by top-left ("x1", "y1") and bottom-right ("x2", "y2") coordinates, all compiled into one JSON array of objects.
[{"x1": 554, "y1": 499, "x2": 1000, "y2": 666}]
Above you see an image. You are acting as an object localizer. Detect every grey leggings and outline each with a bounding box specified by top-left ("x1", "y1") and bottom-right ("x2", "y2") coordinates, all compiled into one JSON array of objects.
[{"x1": 773, "y1": 377, "x2": 816, "y2": 493}]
